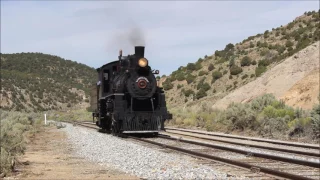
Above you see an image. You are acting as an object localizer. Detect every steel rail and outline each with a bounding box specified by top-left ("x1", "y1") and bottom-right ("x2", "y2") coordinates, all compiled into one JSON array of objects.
[
  {"x1": 75, "y1": 123, "x2": 98, "y2": 129},
  {"x1": 165, "y1": 127, "x2": 320, "y2": 150},
  {"x1": 131, "y1": 136, "x2": 315, "y2": 180},
  {"x1": 164, "y1": 131, "x2": 320, "y2": 157},
  {"x1": 157, "y1": 135, "x2": 320, "y2": 168}
]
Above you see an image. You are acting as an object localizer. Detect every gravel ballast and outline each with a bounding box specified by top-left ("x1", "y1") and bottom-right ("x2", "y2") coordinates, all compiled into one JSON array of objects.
[{"x1": 60, "y1": 123, "x2": 236, "y2": 179}]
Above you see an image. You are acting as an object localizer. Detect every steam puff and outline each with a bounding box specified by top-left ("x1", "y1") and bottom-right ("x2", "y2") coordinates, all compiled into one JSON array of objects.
[
  {"x1": 129, "y1": 27, "x2": 145, "y2": 46},
  {"x1": 106, "y1": 26, "x2": 146, "y2": 55}
]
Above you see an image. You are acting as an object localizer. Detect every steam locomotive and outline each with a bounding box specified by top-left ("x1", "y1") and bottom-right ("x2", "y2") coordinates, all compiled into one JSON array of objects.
[{"x1": 90, "y1": 46, "x2": 172, "y2": 136}]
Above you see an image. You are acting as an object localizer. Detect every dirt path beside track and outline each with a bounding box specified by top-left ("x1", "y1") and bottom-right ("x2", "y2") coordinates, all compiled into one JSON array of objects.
[{"x1": 9, "y1": 125, "x2": 139, "y2": 180}]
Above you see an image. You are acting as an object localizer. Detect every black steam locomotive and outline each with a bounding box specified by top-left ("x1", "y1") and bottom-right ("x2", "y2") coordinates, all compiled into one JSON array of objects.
[{"x1": 90, "y1": 46, "x2": 172, "y2": 136}]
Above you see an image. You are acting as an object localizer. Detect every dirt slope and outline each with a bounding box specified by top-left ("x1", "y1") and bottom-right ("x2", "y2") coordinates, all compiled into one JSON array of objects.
[
  {"x1": 280, "y1": 68, "x2": 319, "y2": 109},
  {"x1": 212, "y1": 41, "x2": 319, "y2": 110}
]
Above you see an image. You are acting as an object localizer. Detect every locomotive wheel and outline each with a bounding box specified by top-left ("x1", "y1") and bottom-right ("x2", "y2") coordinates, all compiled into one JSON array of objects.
[
  {"x1": 111, "y1": 122, "x2": 124, "y2": 137},
  {"x1": 104, "y1": 120, "x2": 112, "y2": 134},
  {"x1": 111, "y1": 124, "x2": 116, "y2": 136},
  {"x1": 111, "y1": 122, "x2": 119, "y2": 136}
]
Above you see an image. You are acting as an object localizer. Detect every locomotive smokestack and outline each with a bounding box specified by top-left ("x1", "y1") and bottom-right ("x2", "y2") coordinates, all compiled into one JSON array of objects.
[{"x1": 135, "y1": 46, "x2": 145, "y2": 57}]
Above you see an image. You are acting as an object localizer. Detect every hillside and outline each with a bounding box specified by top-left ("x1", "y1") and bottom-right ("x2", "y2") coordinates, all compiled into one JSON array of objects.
[
  {"x1": 212, "y1": 41, "x2": 319, "y2": 110},
  {"x1": 160, "y1": 10, "x2": 319, "y2": 110},
  {"x1": 1, "y1": 53, "x2": 97, "y2": 112}
]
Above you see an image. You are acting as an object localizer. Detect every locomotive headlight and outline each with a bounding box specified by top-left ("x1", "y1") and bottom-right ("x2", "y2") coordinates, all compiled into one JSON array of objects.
[{"x1": 138, "y1": 58, "x2": 148, "y2": 67}]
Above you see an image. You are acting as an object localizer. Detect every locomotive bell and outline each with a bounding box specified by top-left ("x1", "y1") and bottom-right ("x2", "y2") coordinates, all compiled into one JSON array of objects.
[{"x1": 135, "y1": 46, "x2": 145, "y2": 57}]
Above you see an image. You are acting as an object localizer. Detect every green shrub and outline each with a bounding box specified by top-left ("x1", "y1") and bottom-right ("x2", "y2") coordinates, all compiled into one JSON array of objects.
[
  {"x1": 184, "y1": 89, "x2": 195, "y2": 97},
  {"x1": 310, "y1": 103, "x2": 320, "y2": 138},
  {"x1": 287, "y1": 47, "x2": 293, "y2": 52},
  {"x1": 296, "y1": 38, "x2": 311, "y2": 50},
  {"x1": 215, "y1": 50, "x2": 223, "y2": 57},
  {"x1": 228, "y1": 58, "x2": 235, "y2": 68},
  {"x1": 250, "y1": 94, "x2": 277, "y2": 112},
  {"x1": 258, "y1": 59, "x2": 271, "y2": 67},
  {"x1": 233, "y1": 81, "x2": 238, "y2": 86},
  {"x1": 285, "y1": 40, "x2": 294, "y2": 47},
  {"x1": 251, "y1": 60, "x2": 257, "y2": 65},
  {"x1": 197, "y1": 78, "x2": 205, "y2": 90},
  {"x1": 255, "y1": 66, "x2": 267, "y2": 77},
  {"x1": 258, "y1": 116, "x2": 289, "y2": 137},
  {"x1": 186, "y1": 63, "x2": 195, "y2": 71},
  {"x1": 250, "y1": 42, "x2": 255, "y2": 48},
  {"x1": 196, "y1": 89, "x2": 207, "y2": 99},
  {"x1": 264, "y1": 30, "x2": 269, "y2": 38},
  {"x1": 241, "y1": 56, "x2": 252, "y2": 66},
  {"x1": 173, "y1": 70, "x2": 186, "y2": 81},
  {"x1": 256, "y1": 41, "x2": 261, "y2": 47},
  {"x1": 230, "y1": 65, "x2": 243, "y2": 75},
  {"x1": 195, "y1": 62, "x2": 202, "y2": 70},
  {"x1": 260, "y1": 42, "x2": 268, "y2": 48},
  {"x1": 225, "y1": 102, "x2": 258, "y2": 131},
  {"x1": 212, "y1": 71, "x2": 222, "y2": 81},
  {"x1": 216, "y1": 58, "x2": 228, "y2": 64},
  {"x1": 276, "y1": 46, "x2": 286, "y2": 54},
  {"x1": 186, "y1": 74, "x2": 196, "y2": 84},
  {"x1": 250, "y1": 74, "x2": 255, "y2": 78},
  {"x1": 241, "y1": 74, "x2": 248, "y2": 79},
  {"x1": 162, "y1": 78, "x2": 174, "y2": 90},
  {"x1": 261, "y1": 105, "x2": 294, "y2": 119},
  {"x1": 260, "y1": 49, "x2": 269, "y2": 56},
  {"x1": 202, "y1": 83, "x2": 211, "y2": 92},
  {"x1": 294, "y1": 33, "x2": 301, "y2": 41},
  {"x1": 177, "y1": 84, "x2": 183, "y2": 89},
  {"x1": 198, "y1": 70, "x2": 207, "y2": 76},
  {"x1": 287, "y1": 22, "x2": 294, "y2": 30},
  {"x1": 226, "y1": 85, "x2": 232, "y2": 91},
  {"x1": 225, "y1": 43, "x2": 235, "y2": 51},
  {"x1": 208, "y1": 64, "x2": 214, "y2": 71}
]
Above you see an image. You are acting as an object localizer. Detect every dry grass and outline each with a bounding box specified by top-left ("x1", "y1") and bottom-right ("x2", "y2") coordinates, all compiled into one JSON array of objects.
[
  {"x1": 0, "y1": 110, "x2": 43, "y2": 177},
  {"x1": 45, "y1": 109, "x2": 92, "y2": 123},
  {"x1": 166, "y1": 94, "x2": 320, "y2": 142},
  {"x1": 0, "y1": 108, "x2": 91, "y2": 177}
]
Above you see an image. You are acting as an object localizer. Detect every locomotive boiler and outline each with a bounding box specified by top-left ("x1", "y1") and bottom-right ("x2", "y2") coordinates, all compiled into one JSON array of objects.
[{"x1": 90, "y1": 46, "x2": 172, "y2": 136}]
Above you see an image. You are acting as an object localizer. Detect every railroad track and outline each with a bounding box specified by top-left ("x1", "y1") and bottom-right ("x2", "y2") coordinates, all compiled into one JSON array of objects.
[
  {"x1": 65, "y1": 121, "x2": 319, "y2": 179},
  {"x1": 163, "y1": 128, "x2": 320, "y2": 158},
  {"x1": 165, "y1": 127, "x2": 320, "y2": 150}
]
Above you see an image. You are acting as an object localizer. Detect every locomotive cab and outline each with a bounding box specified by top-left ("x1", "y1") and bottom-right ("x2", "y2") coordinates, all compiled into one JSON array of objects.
[{"x1": 91, "y1": 46, "x2": 172, "y2": 136}]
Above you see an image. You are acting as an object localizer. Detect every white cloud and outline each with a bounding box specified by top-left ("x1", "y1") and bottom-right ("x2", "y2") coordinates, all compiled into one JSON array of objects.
[{"x1": 1, "y1": 1, "x2": 319, "y2": 75}]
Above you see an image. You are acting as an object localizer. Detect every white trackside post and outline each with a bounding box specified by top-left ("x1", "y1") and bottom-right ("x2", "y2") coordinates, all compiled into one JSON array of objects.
[{"x1": 44, "y1": 114, "x2": 47, "y2": 125}]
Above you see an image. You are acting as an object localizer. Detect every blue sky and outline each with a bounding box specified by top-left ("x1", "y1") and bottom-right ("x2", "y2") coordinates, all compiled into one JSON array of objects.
[{"x1": 1, "y1": 1, "x2": 319, "y2": 76}]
